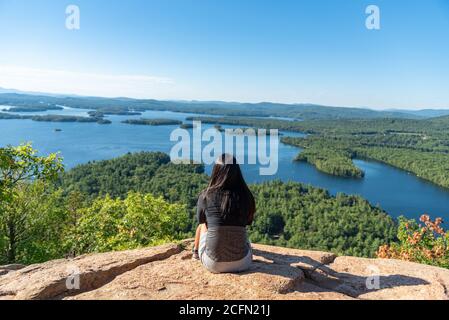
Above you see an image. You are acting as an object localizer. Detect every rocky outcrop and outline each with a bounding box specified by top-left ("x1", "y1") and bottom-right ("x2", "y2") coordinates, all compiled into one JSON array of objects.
[
  {"x1": 1, "y1": 241, "x2": 448, "y2": 300},
  {"x1": 0, "y1": 264, "x2": 25, "y2": 277}
]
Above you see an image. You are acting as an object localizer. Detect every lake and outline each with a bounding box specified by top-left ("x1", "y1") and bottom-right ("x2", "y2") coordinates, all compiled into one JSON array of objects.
[{"x1": 1, "y1": 107, "x2": 449, "y2": 221}]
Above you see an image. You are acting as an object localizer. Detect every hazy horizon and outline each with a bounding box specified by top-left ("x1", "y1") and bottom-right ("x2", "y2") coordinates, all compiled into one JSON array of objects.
[{"x1": 1, "y1": 85, "x2": 449, "y2": 112}]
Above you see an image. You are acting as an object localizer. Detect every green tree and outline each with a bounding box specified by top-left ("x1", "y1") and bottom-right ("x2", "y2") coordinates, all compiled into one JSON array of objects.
[
  {"x1": 64, "y1": 192, "x2": 189, "y2": 254},
  {"x1": 0, "y1": 182, "x2": 68, "y2": 264},
  {"x1": 0, "y1": 144, "x2": 63, "y2": 263},
  {"x1": 0, "y1": 143, "x2": 63, "y2": 203}
]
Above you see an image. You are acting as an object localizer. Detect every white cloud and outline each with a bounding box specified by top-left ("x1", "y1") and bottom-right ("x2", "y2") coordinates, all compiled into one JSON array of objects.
[{"x1": 0, "y1": 65, "x2": 175, "y2": 98}]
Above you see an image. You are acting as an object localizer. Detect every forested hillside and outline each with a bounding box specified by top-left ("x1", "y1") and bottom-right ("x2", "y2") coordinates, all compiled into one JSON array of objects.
[
  {"x1": 249, "y1": 181, "x2": 395, "y2": 257},
  {"x1": 281, "y1": 118, "x2": 449, "y2": 188},
  {"x1": 59, "y1": 152, "x2": 208, "y2": 212}
]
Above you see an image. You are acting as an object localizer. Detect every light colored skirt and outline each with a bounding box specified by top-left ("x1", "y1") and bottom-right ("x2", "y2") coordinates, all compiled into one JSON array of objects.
[{"x1": 199, "y1": 232, "x2": 253, "y2": 274}]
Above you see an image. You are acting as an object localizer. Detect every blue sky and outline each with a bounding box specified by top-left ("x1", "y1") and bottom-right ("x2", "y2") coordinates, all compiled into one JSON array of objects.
[{"x1": 0, "y1": 0, "x2": 448, "y2": 109}]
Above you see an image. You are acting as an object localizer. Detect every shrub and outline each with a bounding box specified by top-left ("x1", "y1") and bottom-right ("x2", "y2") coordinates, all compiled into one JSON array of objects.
[{"x1": 377, "y1": 215, "x2": 449, "y2": 269}]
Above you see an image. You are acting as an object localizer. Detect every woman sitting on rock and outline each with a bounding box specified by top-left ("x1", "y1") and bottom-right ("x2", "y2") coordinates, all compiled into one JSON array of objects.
[{"x1": 192, "y1": 154, "x2": 256, "y2": 273}]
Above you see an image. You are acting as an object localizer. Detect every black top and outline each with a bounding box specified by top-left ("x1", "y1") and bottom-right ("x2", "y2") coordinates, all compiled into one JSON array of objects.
[
  {"x1": 197, "y1": 190, "x2": 254, "y2": 262},
  {"x1": 197, "y1": 191, "x2": 252, "y2": 227}
]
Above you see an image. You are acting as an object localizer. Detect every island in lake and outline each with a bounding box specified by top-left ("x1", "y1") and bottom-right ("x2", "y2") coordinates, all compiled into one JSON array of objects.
[
  {"x1": 0, "y1": 113, "x2": 111, "y2": 125},
  {"x1": 122, "y1": 118, "x2": 183, "y2": 126},
  {"x1": 5, "y1": 106, "x2": 64, "y2": 112}
]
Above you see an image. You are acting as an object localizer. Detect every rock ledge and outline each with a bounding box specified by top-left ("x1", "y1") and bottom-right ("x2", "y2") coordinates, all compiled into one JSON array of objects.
[{"x1": 1, "y1": 241, "x2": 448, "y2": 300}]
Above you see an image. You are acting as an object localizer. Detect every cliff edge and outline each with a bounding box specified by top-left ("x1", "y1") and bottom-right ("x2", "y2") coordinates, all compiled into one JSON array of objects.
[{"x1": 1, "y1": 241, "x2": 448, "y2": 300}]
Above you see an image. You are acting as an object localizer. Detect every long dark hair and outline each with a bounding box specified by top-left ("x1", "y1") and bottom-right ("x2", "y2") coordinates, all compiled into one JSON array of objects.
[{"x1": 204, "y1": 154, "x2": 255, "y2": 223}]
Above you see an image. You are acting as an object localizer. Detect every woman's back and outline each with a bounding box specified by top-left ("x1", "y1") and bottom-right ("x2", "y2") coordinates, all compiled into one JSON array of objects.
[
  {"x1": 197, "y1": 190, "x2": 254, "y2": 263},
  {"x1": 198, "y1": 191, "x2": 250, "y2": 227},
  {"x1": 194, "y1": 153, "x2": 256, "y2": 273}
]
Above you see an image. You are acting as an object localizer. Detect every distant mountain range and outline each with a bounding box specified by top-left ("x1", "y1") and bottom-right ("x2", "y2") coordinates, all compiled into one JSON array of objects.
[
  {"x1": 0, "y1": 87, "x2": 37, "y2": 95},
  {"x1": 386, "y1": 108, "x2": 449, "y2": 118},
  {"x1": 0, "y1": 87, "x2": 82, "y2": 98},
  {"x1": 1, "y1": 87, "x2": 448, "y2": 120}
]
